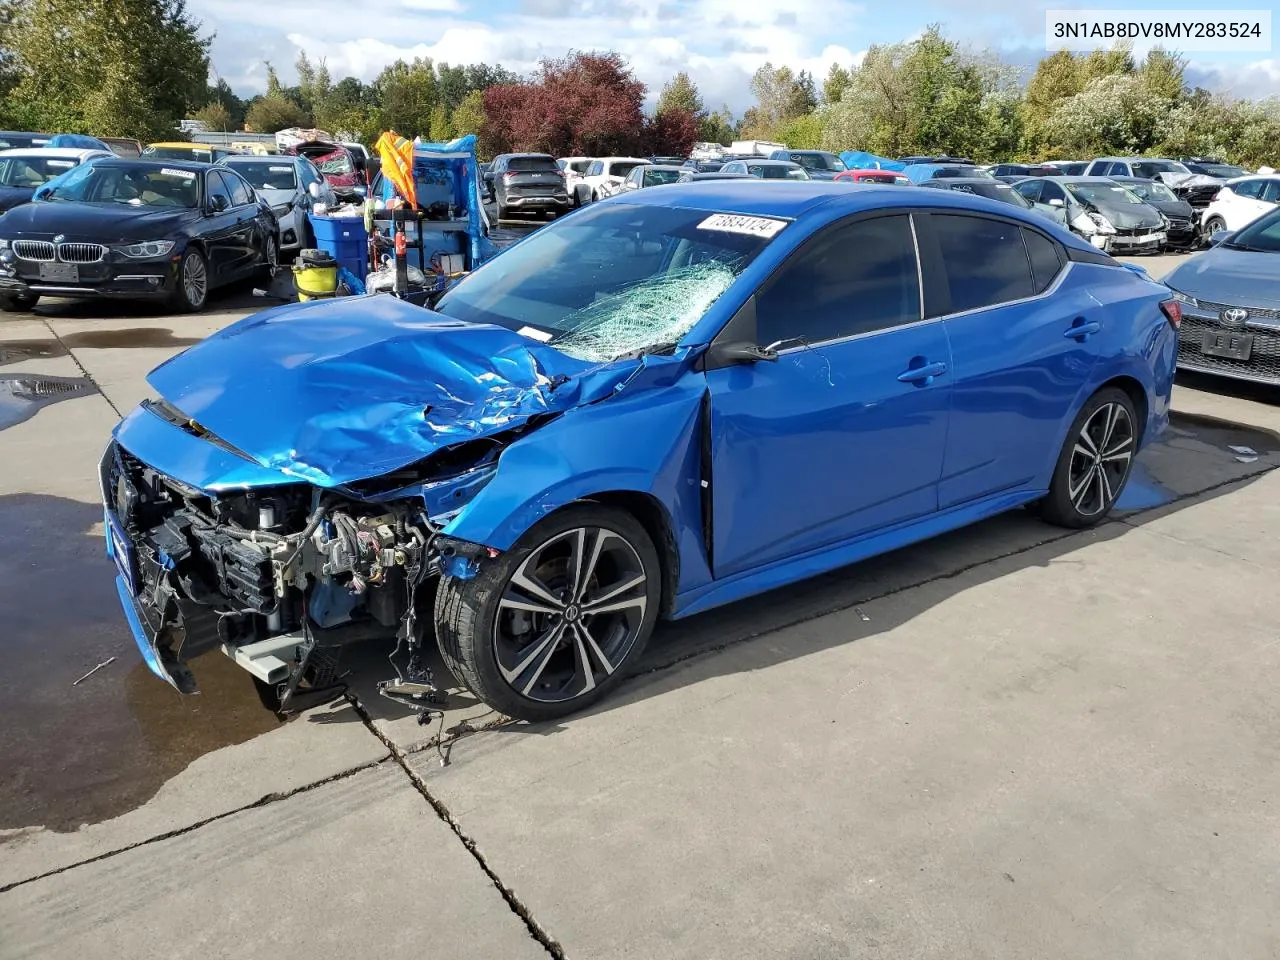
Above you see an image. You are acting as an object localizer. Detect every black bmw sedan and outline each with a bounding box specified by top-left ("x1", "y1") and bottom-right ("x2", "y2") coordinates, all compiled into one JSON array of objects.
[{"x1": 0, "y1": 158, "x2": 278, "y2": 312}]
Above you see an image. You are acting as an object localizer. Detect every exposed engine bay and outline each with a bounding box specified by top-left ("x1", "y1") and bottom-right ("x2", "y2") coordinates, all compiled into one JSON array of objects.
[{"x1": 103, "y1": 440, "x2": 490, "y2": 716}]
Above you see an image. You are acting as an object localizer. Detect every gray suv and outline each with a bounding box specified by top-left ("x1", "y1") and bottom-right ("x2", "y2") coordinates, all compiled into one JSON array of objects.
[{"x1": 483, "y1": 153, "x2": 571, "y2": 221}]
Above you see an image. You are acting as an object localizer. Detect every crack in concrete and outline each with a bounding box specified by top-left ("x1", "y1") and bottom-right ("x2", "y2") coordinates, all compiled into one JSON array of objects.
[
  {"x1": 0, "y1": 757, "x2": 387, "y2": 895},
  {"x1": 38, "y1": 318, "x2": 122, "y2": 418},
  {"x1": 344, "y1": 693, "x2": 568, "y2": 960}
]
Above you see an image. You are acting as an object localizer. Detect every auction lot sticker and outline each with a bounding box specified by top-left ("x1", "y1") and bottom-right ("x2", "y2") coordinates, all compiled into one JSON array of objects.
[
  {"x1": 160, "y1": 168, "x2": 196, "y2": 178},
  {"x1": 698, "y1": 214, "x2": 788, "y2": 238}
]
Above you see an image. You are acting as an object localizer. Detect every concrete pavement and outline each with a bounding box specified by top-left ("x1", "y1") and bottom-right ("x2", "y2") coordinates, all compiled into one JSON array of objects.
[{"x1": 4, "y1": 244, "x2": 1280, "y2": 958}]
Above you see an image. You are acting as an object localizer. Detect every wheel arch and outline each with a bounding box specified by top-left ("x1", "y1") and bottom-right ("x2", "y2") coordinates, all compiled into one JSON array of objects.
[
  {"x1": 1098, "y1": 374, "x2": 1149, "y2": 444},
  {"x1": 580, "y1": 490, "x2": 680, "y2": 619}
]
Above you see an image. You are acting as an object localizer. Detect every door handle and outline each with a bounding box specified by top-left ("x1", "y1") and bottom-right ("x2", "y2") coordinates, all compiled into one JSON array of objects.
[
  {"x1": 897, "y1": 360, "x2": 947, "y2": 384},
  {"x1": 1064, "y1": 319, "x2": 1101, "y2": 340}
]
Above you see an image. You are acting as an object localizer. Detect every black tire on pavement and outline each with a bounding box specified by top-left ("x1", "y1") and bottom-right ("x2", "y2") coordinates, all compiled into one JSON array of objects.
[
  {"x1": 435, "y1": 504, "x2": 662, "y2": 723},
  {"x1": 0, "y1": 293, "x2": 39, "y2": 312},
  {"x1": 170, "y1": 246, "x2": 209, "y2": 312},
  {"x1": 1038, "y1": 386, "x2": 1139, "y2": 529}
]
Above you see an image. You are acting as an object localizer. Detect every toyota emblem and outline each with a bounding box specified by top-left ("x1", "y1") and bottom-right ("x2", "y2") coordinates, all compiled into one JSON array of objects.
[{"x1": 1220, "y1": 307, "x2": 1250, "y2": 327}]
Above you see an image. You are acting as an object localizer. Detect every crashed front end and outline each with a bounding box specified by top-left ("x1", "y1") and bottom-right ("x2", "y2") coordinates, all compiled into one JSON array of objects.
[{"x1": 100, "y1": 407, "x2": 505, "y2": 712}]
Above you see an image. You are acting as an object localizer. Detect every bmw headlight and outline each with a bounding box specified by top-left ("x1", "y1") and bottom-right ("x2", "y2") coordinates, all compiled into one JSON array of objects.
[
  {"x1": 1171, "y1": 289, "x2": 1199, "y2": 308},
  {"x1": 271, "y1": 202, "x2": 293, "y2": 216},
  {"x1": 118, "y1": 240, "x2": 175, "y2": 258},
  {"x1": 0, "y1": 238, "x2": 9, "y2": 250}
]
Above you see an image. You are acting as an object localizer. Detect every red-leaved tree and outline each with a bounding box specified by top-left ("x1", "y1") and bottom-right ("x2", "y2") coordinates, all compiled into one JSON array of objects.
[
  {"x1": 644, "y1": 107, "x2": 699, "y2": 156},
  {"x1": 483, "y1": 51, "x2": 648, "y2": 156}
]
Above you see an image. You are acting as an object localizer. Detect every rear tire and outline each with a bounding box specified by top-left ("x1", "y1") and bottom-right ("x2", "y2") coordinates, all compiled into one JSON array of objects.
[
  {"x1": 435, "y1": 504, "x2": 662, "y2": 723},
  {"x1": 1039, "y1": 387, "x2": 1138, "y2": 529},
  {"x1": 1202, "y1": 215, "x2": 1226, "y2": 241},
  {"x1": 0, "y1": 293, "x2": 39, "y2": 312}
]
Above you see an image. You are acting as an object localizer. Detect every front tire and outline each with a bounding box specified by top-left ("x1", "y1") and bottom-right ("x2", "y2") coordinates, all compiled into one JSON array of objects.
[
  {"x1": 0, "y1": 293, "x2": 39, "y2": 312},
  {"x1": 435, "y1": 505, "x2": 662, "y2": 722},
  {"x1": 261, "y1": 234, "x2": 279, "y2": 278},
  {"x1": 170, "y1": 247, "x2": 209, "y2": 312},
  {"x1": 1039, "y1": 387, "x2": 1138, "y2": 528},
  {"x1": 1202, "y1": 215, "x2": 1226, "y2": 242}
]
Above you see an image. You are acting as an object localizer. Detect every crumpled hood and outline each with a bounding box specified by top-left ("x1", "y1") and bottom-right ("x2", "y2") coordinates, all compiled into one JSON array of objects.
[
  {"x1": 1092, "y1": 202, "x2": 1163, "y2": 230},
  {"x1": 1164, "y1": 247, "x2": 1280, "y2": 309},
  {"x1": 144, "y1": 295, "x2": 635, "y2": 488}
]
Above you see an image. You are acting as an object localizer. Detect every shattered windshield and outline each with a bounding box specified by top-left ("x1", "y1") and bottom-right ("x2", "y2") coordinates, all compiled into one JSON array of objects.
[
  {"x1": 434, "y1": 203, "x2": 779, "y2": 361},
  {"x1": 1125, "y1": 181, "x2": 1177, "y2": 202}
]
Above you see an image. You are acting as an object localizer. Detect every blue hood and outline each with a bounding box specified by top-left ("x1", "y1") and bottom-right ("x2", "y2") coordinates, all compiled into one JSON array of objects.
[{"x1": 142, "y1": 295, "x2": 635, "y2": 487}]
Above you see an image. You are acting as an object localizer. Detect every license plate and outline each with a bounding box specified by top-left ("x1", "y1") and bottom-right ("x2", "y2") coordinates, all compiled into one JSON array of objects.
[
  {"x1": 1201, "y1": 331, "x2": 1253, "y2": 361},
  {"x1": 107, "y1": 513, "x2": 138, "y2": 595},
  {"x1": 1137, "y1": 232, "x2": 1164, "y2": 244},
  {"x1": 38, "y1": 262, "x2": 78, "y2": 282}
]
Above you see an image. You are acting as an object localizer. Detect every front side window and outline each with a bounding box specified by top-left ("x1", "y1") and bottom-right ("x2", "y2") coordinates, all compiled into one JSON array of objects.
[
  {"x1": 1259, "y1": 180, "x2": 1280, "y2": 203},
  {"x1": 1014, "y1": 179, "x2": 1044, "y2": 203},
  {"x1": 435, "y1": 203, "x2": 777, "y2": 361},
  {"x1": 931, "y1": 214, "x2": 1034, "y2": 313},
  {"x1": 755, "y1": 215, "x2": 920, "y2": 346},
  {"x1": 206, "y1": 171, "x2": 233, "y2": 209},
  {"x1": 587, "y1": 161, "x2": 603, "y2": 176}
]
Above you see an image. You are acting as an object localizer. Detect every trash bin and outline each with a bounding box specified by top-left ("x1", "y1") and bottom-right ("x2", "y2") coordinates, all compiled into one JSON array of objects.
[{"x1": 292, "y1": 248, "x2": 340, "y2": 301}]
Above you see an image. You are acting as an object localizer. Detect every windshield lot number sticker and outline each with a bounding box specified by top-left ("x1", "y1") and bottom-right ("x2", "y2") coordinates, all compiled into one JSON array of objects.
[
  {"x1": 697, "y1": 214, "x2": 787, "y2": 237},
  {"x1": 160, "y1": 168, "x2": 196, "y2": 179}
]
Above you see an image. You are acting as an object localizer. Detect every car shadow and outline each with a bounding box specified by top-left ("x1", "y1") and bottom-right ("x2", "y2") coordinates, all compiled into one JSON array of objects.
[{"x1": 453, "y1": 409, "x2": 1280, "y2": 746}]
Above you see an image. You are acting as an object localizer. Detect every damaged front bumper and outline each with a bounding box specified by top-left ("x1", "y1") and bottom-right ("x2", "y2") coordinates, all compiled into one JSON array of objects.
[{"x1": 100, "y1": 436, "x2": 493, "y2": 712}]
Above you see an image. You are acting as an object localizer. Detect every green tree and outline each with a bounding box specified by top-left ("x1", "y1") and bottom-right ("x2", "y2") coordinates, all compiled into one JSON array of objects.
[
  {"x1": 206, "y1": 78, "x2": 246, "y2": 128},
  {"x1": 1021, "y1": 49, "x2": 1083, "y2": 152},
  {"x1": 436, "y1": 62, "x2": 469, "y2": 114},
  {"x1": 1138, "y1": 47, "x2": 1186, "y2": 100},
  {"x1": 699, "y1": 105, "x2": 736, "y2": 144},
  {"x1": 776, "y1": 112, "x2": 823, "y2": 149},
  {"x1": 450, "y1": 88, "x2": 487, "y2": 137},
  {"x1": 245, "y1": 93, "x2": 308, "y2": 133},
  {"x1": 374, "y1": 58, "x2": 437, "y2": 139},
  {"x1": 657, "y1": 71, "x2": 704, "y2": 117},
  {"x1": 1082, "y1": 43, "x2": 1135, "y2": 80},
  {"x1": 1043, "y1": 73, "x2": 1171, "y2": 155},
  {"x1": 295, "y1": 51, "x2": 316, "y2": 111},
  {"x1": 823, "y1": 63, "x2": 851, "y2": 105},
  {"x1": 427, "y1": 101, "x2": 454, "y2": 141},
  {"x1": 192, "y1": 101, "x2": 233, "y2": 131},
  {"x1": 744, "y1": 63, "x2": 809, "y2": 137},
  {"x1": 4, "y1": 0, "x2": 210, "y2": 139}
]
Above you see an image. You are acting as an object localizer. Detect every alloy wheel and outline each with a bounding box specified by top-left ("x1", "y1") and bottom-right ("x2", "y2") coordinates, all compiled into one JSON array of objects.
[
  {"x1": 265, "y1": 236, "x2": 279, "y2": 275},
  {"x1": 183, "y1": 253, "x2": 207, "y2": 308},
  {"x1": 493, "y1": 526, "x2": 649, "y2": 703},
  {"x1": 1067, "y1": 401, "x2": 1134, "y2": 517}
]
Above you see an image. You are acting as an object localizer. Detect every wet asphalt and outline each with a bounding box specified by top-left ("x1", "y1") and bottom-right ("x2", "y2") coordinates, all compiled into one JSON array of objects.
[{"x1": 1, "y1": 237, "x2": 1277, "y2": 833}]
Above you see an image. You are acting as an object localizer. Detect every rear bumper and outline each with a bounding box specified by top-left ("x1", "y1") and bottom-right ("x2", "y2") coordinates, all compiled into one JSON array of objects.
[{"x1": 502, "y1": 195, "x2": 572, "y2": 209}]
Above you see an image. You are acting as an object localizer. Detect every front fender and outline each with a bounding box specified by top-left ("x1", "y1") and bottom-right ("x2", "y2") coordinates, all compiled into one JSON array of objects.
[{"x1": 442, "y1": 373, "x2": 712, "y2": 593}]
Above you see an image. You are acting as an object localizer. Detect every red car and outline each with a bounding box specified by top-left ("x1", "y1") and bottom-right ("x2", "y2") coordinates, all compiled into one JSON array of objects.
[
  {"x1": 834, "y1": 169, "x2": 910, "y2": 185},
  {"x1": 288, "y1": 140, "x2": 369, "y2": 201}
]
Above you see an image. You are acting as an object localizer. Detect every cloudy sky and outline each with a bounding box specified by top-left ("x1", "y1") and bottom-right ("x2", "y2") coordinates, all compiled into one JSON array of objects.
[{"x1": 194, "y1": 0, "x2": 1279, "y2": 112}]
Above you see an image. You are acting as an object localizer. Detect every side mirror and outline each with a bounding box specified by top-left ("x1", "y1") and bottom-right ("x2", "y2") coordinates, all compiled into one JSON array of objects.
[
  {"x1": 208, "y1": 194, "x2": 228, "y2": 214},
  {"x1": 308, "y1": 181, "x2": 322, "y2": 200},
  {"x1": 1209, "y1": 229, "x2": 1233, "y2": 246},
  {"x1": 1048, "y1": 197, "x2": 1065, "y2": 207},
  {"x1": 706, "y1": 340, "x2": 778, "y2": 366}
]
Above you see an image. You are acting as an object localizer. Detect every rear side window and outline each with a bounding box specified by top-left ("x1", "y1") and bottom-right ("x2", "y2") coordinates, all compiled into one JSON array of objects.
[
  {"x1": 1014, "y1": 180, "x2": 1043, "y2": 203},
  {"x1": 1232, "y1": 179, "x2": 1262, "y2": 199},
  {"x1": 755, "y1": 215, "x2": 920, "y2": 346},
  {"x1": 509, "y1": 156, "x2": 557, "y2": 172},
  {"x1": 225, "y1": 171, "x2": 253, "y2": 206},
  {"x1": 587, "y1": 161, "x2": 603, "y2": 176},
  {"x1": 931, "y1": 214, "x2": 1034, "y2": 313},
  {"x1": 1022, "y1": 229, "x2": 1064, "y2": 293}
]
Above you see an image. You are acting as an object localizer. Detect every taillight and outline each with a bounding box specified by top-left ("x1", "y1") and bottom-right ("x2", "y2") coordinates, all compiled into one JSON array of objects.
[
  {"x1": 1160, "y1": 298, "x2": 1182, "y2": 330},
  {"x1": 1211, "y1": 189, "x2": 1222, "y2": 201},
  {"x1": 503, "y1": 170, "x2": 518, "y2": 179}
]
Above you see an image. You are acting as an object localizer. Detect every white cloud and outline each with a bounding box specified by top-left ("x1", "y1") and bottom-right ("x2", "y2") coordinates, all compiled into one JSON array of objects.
[{"x1": 196, "y1": 0, "x2": 871, "y2": 113}]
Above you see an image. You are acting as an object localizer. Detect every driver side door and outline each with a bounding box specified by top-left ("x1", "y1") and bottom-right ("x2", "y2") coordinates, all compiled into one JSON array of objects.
[
  {"x1": 703, "y1": 213, "x2": 952, "y2": 579},
  {"x1": 200, "y1": 170, "x2": 239, "y2": 281}
]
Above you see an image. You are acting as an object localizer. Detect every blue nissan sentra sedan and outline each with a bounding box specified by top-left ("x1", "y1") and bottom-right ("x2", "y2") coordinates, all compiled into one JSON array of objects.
[{"x1": 102, "y1": 182, "x2": 1179, "y2": 721}]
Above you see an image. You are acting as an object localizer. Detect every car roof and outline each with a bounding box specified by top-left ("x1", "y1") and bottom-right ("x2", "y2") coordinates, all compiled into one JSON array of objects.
[
  {"x1": 611, "y1": 180, "x2": 1049, "y2": 221},
  {"x1": 928, "y1": 177, "x2": 1009, "y2": 185},
  {"x1": 92, "y1": 157, "x2": 211, "y2": 172},
  {"x1": 148, "y1": 142, "x2": 220, "y2": 150},
  {"x1": 508, "y1": 152, "x2": 554, "y2": 159},
  {"x1": 644, "y1": 164, "x2": 686, "y2": 172},
  {"x1": 1053, "y1": 176, "x2": 1124, "y2": 184},
  {"x1": 0, "y1": 147, "x2": 107, "y2": 159},
  {"x1": 600, "y1": 156, "x2": 649, "y2": 163},
  {"x1": 221, "y1": 154, "x2": 292, "y2": 163},
  {"x1": 731, "y1": 159, "x2": 800, "y2": 166}
]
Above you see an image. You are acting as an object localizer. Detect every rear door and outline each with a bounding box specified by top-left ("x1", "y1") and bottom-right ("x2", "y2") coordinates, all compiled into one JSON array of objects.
[
  {"x1": 223, "y1": 170, "x2": 262, "y2": 273},
  {"x1": 920, "y1": 213, "x2": 1102, "y2": 507}
]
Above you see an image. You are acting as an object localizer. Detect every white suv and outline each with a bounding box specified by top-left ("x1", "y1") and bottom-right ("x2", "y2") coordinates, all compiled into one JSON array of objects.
[
  {"x1": 557, "y1": 157, "x2": 593, "y2": 206},
  {"x1": 1200, "y1": 176, "x2": 1280, "y2": 236},
  {"x1": 582, "y1": 157, "x2": 650, "y2": 201}
]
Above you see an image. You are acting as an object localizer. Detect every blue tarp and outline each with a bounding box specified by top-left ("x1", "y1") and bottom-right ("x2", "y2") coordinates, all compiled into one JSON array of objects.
[
  {"x1": 47, "y1": 133, "x2": 110, "y2": 150},
  {"x1": 377, "y1": 133, "x2": 497, "y2": 267},
  {"x1": 838, "y1": 151, "x2": 907, "y2": 172}
]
